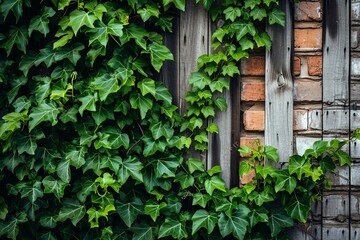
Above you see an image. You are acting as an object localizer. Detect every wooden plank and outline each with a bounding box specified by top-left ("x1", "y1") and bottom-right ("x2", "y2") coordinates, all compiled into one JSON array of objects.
[
  {"x1": 323, "y1": 0, "x2": 350, "y2": 104},
  {"x1": 265, "y1": 0, "x2": 294, "y2": 162},
  {"x1": 178, "y1": 1, "x2": 210, "y2": 114}
]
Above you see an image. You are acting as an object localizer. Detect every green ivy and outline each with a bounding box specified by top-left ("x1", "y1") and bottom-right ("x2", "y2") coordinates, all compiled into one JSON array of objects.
[{"x1": 0, "y1": 0, "x2": 354, "y2": 239}]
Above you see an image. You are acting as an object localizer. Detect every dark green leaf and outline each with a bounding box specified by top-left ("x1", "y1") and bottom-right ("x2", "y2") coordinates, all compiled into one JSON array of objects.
[
  {"x1": 115, "y1": 197, "x2": 144, "y2": 227},
  {"x1": 158, "y1": 218, "x2": 188, "y2": 239},
  {"x1": 248, "y1": 207, "x2": 268, "y2": 228},
  {"x1": 205, "y1": 176, "x2": 226, "y2": 196},
  {"x1": 192, "y1": 210, "x2": 218, "y2": 235},
  {"x1": 147, "y1": 42, "x2": 173, "y2": 72},
  {"x1": 91, "y1": 73, "x2": 120, "y2": 101},
  {"x1": 218, "y1": 206, "x2": 250, "y2": 240},
  {"x1": 129, "y1": 92, "x2": 153, "y2": 119},
  {"x1": 144, "y1": 200, "x2": 166, "y2": 222},
  {"x1": 42, "y1": 176, "x2": 67, "y2": 200},
  {"x1": 69, "y1": 9, "x2": 97, "y2": 35},
  {"x1": 130, "y1": 223, "x2": 156, "y2": 240},
  {"x1": 285, "y1": 195, "x2": 311, "y2": 223},
  {"x1": 1, "y1": 25, "x2": 28, "y2": 56},
  {"x1": 56, "y1": 199, "x2": 86, "y2": 226},
  {"x1": 186, "y1": 157, "x2": 205, "y2": 173},
  {"x1": 29, "y1": 6, "x2": 56, "y2": 37},
  {"x1": 268, "y1": 209, "x2": 293, "y2": 237},
  {"x1": 0, "y1": 212, "x2": 27, "y2": 240},
  {"x1": 268, "y1": 8, "x2": 285, "y2": 27},
  {"x1": 29, "y1": 101, "x2": 60, "y2": 131},
  {"x1": 223, "y1": 7, "x2": 241, "y2": 22}
]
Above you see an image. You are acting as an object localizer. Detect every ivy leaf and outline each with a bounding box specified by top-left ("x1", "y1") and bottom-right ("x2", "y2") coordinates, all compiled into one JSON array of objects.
[
  {"x1": 138, "y1": 78, "x2": 156, "y2": 96},
  {"x1": 154, "y1": 155, "x2": 181, "y2": 178},
  {"x1": 68, "y1": 9, "x2": 97, "y2": 35},
  {"x1": 189, "y1": 72, "x2": 211, "y2": 90},
  {"x1": 57, "y1": 159, "x2": 71, "y2": 183},
  {"x1": 91, "y1": 73, "x2": 120, "y2": 101},
  {"x1": 1, "y1": 153, "x2": 25, "y2": 173},
  {"x1": 147, "y1": 42, "x2": 174, "y2": 72},
  {"x1": 38, "y1": 231, "x2": 57, "y2": 240},
  {"x1": 214, "y1": 97, "x2": 227, "y2": 111},
  {"x1": 138, "y1": 4, "x2": 160, "y2": 22},
  {"x1": 91, "y1": 105, "x2": 115, "y2": 125},
  {"x1": 218, "y1": 206, "x2": 250, "y2": 240},
  {"x1": 13, "y1": 130, "x2": 45, "y2": 155},
  {"x1": 39, "y1": 215, "x2": 57, "y2": 228},
  {"x1": 0, "y1": 197, "x2": 8, "y2": 220},
  {"x1": 150, "y1": 121, "x2": 174, "y2": 140},
  {"x1": 42, "y1": 176, "x2": 67, "y2": 200},
  {"x1": 223, "y1": 7, "x2": 241, "y2": 22},
  {"x1": 273, "y1": 170, "x2": 296, "y2": 194},
  {"x1": 130, "y1": 223, "x2": 156, "y2": 240},
  {"x1": 192, "y1": 193, "x2": 211, "y2": 208},
  {"x1": 0, "y1": 0, "x2": 27, "y2": 22},
  {"x1": 206, "y1": 122, "x2": 219, "y2": 133},
  {"x1": 55, "y1": 43, "x2": 85, "y2": 65},
  {"x1": 222, "y1": 62, "x2": 239, "y2": 77},
  {"x1": 29, "y1": 101, "x2": 61, "y2": 132},
  {"x1": 268, "y1": 8, "x2": 285, "y2": 27},
  {"x1": 56, "y1": 199, "x2": 86, "y2": 226},
  {"x1": 34, "y1": 76, "x2": 51, "y2": 104},
  {"x1": 191, "y1": 209, "x2": 218, "y2": 235},
  {"x1": 334, "y1": 150, "x2": 351, "y2": 166},
  {"x1": 285, "y1": 195, "x2": 311, "y2": 223},
  {"x1": 1, "y1": 26, "x2": 28, "y2": 56},
  {"x1": 248, "y1": 206, "x2": 268, "y2": 228},
  {"x1": 244, "y1": 0, "x2": 261, "y2": 9},
  {"x1": 28, "y1": 6, "x2": 56, "y2": 37},
  {"x1": 89, "y1": 20, "x2": 123, "y2": 47},
  {"x1": 144, "y1": 200, "x2": 167, "y2": 222},
  {"x1": 239, "y1": 36, "x2": 254, "y2": 51},
  {"x1": 19, "y1": 53, "x2": 36, "y2": 76},
  {"x1": 34, "y1": 47, "x2": 57, "y2": 67},
  {"x1": 250, "y1": 7, "x2": 267, "y2": 21},
  {"x1": 0, "y1": 212, "x2": 27, "y2": 240},
  {"x1": 19, "y1": 180, "x2": 43, "y2": 203},
  {"x1": 7, "y1": 75, "x2": 27, "y2": 103},
  {"x1": 288, "y1": 155, "x2": 312, "y2": 180},
  {"x1": 174, "y1": 170, "x2": 194, "y2": 189},
  {"x1": 129, "y1": 92, "x2": 153, "y2": 119},
  {"x1": 65, "y1": 145, "x2": 86, "y2": 169},
  {"x1": 155, "y1": 84, "x2": 172, "y2": 105},
  {"x1": 186, "y1": 157, "x2": 205, "y2": 173},
  {"x1": 115, "y1": 197, "x2": 144, "y2": 227},
  {"x1": 158, "y1": 218, "x2": 188, "y2": 239},
  {"x1": 117, "y1": 156, "x2": 143, "y2": 183},
  {"x1": 78, "y1": 91, "x2": 97, "y2": 116},
  {"x1": 264, "y1": 145, "x2": 279, "y2": 162},
  {"x1": 53, "y1": 29, "x2": 74, "y2": 49},
  {"x1": 249, "y1": 189, "x2": 274, "y2": 206},
  {"x1": 58, "y1": 0, "x2": 71, "y2": 10},
  {"x1": 268, "y1": 209, "x2": 293, "y2": 237},
  {"x1": 209, "y1": 77, "x2": 229, "y2": 93},
  {"x1": 205, "y1": 176, "x2": 226, "y2": 196}
]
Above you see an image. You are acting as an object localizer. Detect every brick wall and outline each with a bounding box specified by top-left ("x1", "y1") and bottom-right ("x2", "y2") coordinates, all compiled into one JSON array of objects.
[{"x1": 240, "y1": 0, "x2": 323, "y2": 154}]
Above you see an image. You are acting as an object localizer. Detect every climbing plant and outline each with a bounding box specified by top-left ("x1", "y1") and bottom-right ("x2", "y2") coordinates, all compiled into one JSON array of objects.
[{"x1": 0, "y1": 0, "x2": 353, "y2": 239}]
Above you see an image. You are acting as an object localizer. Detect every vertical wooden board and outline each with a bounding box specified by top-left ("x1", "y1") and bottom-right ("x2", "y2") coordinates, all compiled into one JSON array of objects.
[
  {"x1": 162, "y1": 16, "x2": 180, "y2": 106},
  {"x1": 265, "y1": 0, "x2": 294, "y2": 162},
  {"x1": 322, "y1": 193, "x2": 349, "y2": 218},
  {"x1": 323, "y1": 0, "x2": 350, "y2": 104},
  {"x1": 179, "y1": 1, "x2": 209, "y2": 114},
  {"x1": 323, "y1": 109, "x2": 350, "y2": 132}
]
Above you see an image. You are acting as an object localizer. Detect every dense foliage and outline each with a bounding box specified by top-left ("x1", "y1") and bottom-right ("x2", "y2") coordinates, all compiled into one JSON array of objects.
[{"x1": 0, "y1": 0, "x2": 352, "y2": 239}]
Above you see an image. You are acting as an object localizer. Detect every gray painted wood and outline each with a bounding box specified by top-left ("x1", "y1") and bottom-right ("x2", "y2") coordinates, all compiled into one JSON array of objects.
[
  {"x1": 265, "y1": 0, "x2": 294, "y2": 162},
  {"x1": 323, "y1": 0, "x2": 350, "y2": 105},
  {"x1": 179, "y1": 1, "x2": 210, "y2": 115}
]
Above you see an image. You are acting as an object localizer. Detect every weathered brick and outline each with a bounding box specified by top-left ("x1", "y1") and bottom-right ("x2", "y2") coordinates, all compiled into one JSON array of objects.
[
  {"x1": 294, "y1": 109, "x2": 308, "y2": 131},
  {"x1": 294, "y1": 80, "x2": 322, "y2": 101},
  {"x1": 352, "y1": 2, "x2": 360, "y2": 21},
  {"x1": 294, "y1": 28, "x2": 322, "y2": 49},
  {"x1": 294, "y1": 56, "x2": 301, "y2": 76},
  {"x1": 241, "y1": 81, "x2": 265, "y2": 101},
  {"x1": 309, "y1": 110, "x2": 322, "y2": 130},
  {"x1": 352, "y1": 58, "x2": 360, "y2": 76},
  {"x1": 352, "y1": 28, "x2": 359, "y2": 49},
  {"x1": 308, "y1": 56, "x2": 322, "y2": 76},
  {"x1": 243, "y1": 105, "x2": 264, "y2": 131},
  {"x1": 239, "y1": 136, "x2": 264, "y2": 149},
  {"x1": 295, "y1": 2, "x2": 322, "y2": 21},
  {"x1": 241, "y1": 56, "x2": 265, "y2": 76}
]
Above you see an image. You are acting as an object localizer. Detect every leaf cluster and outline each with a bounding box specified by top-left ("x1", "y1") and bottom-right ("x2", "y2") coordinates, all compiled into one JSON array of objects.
[{"x1": 0, "y1": 0, "x2": 348, "y2": 239}]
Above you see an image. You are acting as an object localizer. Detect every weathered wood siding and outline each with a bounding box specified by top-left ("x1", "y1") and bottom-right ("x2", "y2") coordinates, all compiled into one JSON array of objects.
[{"x1": 265, "y1": 0, "x2": 294, "y2": 163}]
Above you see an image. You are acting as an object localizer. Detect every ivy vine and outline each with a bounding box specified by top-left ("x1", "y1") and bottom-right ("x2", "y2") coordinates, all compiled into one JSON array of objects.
[{"x1": 0, "y1": 0, "x2": 353, "y2": 239}]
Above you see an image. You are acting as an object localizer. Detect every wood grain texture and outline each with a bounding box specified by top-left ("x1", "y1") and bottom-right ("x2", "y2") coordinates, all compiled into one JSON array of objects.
[
  {"x1": 323, "y1": 0, "x2": 350, "y2": 104},
  {"x1": 265, "y1": 0, "x2": 294, "y2": 162}
]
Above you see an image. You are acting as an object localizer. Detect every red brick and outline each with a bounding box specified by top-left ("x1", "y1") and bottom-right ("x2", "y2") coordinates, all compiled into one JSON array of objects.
[
  {"x1": 294, "y1": 80, "x2": 322, "y2": 101},
  {"x1": 308, "y1": 56, "x2": 322, "y2": 76},
  {"x1": 294, "y1": 56, "x2": 301, "y2": 76},
  {"x1": 295, "y1": 2, "x2": 322, "y2": 21},
  {"x1": 239, "y1": 136, "x2": 264, "y2": 157},
  {"x1": 241, "y1": 81, "x2": 265, "y2": 101},
  {"x1": 294, "y1": 28, "x2": 322, "y2": 49},
  {"x1": 243, "y1": 105, "x2": 264, "y2": 131},
  {"x1": 241, "y1": 56, "x2": 265, "y2": 76}
]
